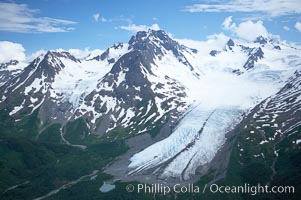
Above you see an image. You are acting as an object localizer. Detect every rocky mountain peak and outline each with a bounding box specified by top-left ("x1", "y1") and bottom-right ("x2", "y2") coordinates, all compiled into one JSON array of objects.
[
  {"x1": 129, "y1": 29, "x2": 169, "y2": 46},
  {"x1": 0, "y1": 60, "x2": 19, "y2": 70},
  {"x1": 91, "y1": 42, "x2": 128, "y2": 64},
  {"x1": 243, "y1": 47, "x2": 264, "y2": 70},
  {"x1": 254, "y1": 35, "x2": 268, "y2": 45},
  {"x1": 21, "y1": 50, "x2": 68, "y2": 81},
  {"x1": 224, "y1": 39, "x2": 235, "y2": 51},
  {"x1": 128, "y1": 29, "x2": 181, "y2": 53},
  {"x1": 128, "y1": 29, "x2": 196, "y2": 69},
  {"x1": 227, "y1": 38, "x2": 235, "y2": 47},
  {"x1": 43, "y1": 51, "x2": 79, "y2": 63}
]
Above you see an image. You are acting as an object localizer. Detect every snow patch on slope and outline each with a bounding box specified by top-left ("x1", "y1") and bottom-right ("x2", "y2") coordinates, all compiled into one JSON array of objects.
[{"x1": 127, "y1": 36, "x2": 301, "y2": 181}]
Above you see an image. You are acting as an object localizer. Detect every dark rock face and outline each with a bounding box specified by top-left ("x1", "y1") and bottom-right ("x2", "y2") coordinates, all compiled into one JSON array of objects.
[
  {"x1": 38, "y1": 51, "x2": 66, "y2": 81},
  {"x1": 0, "y1": 28, "x2": 300, "y2": 189},
  {"x1": 110, "y1": 50, "x2": 153, "y2": 78},
  {"x1": 52, "y1": 51, "x2": 80, "y2": 63},
  {"x1": 226, "y1": 39, "x2": 235, "y2": 50},
  {"x1": 128, "y1": 30, "x2": 171, "y2": 64},
  {"x1": 128, "y1": 30, "x2": 196, "y2": 70},
  {"x1": 254, "y1": 36, "x2": 268, "y2": 45},
  {"x1": 97, "y1": 50, "x2": 155, "y2": 106},
  {"x1": 243, "y1": 47, "x2": 264, "y2": 70},
  {"x1": 0, "y1": 60, "x2": 19, "y2": 70},
  {"x1": 0, "y1": 70, "x2": 17, "y2": 87},
  {"x1": 210, "y1": 38, "x2": 266, "y2": 71},
  {"x1": 253, "y1": 69, "x2": 300, "y2": 134},
  {"x1": 209, "y1": 50, "x2": 220, "y2": 56},
  {"x1": 94, "y1": 43, "x2": 124, "y2": 62},
  {"x1": 225, "y1": 70, "x2": 301, "y2": 188},
  {"x1": 0, "y1": 60, "x2": 22, "y2": 87},
  {"x1": 254, "y1": 36, "x2": 282, "y2": 51},
  {"x1": 0, "y1": 51, "x2": 70, "y2": 122},
  {"x1": 81, "y1": 47, "x2": 187, "y2": 135},
  {"x1": 18, "y1": 30, "x2": 185, "y2": 136},
  {"x1": 222, "y1": 39, "x2": 235, "y2": 51},
  {"x1": 232, "y1": 69, "x2": 243, "y2": 75}
]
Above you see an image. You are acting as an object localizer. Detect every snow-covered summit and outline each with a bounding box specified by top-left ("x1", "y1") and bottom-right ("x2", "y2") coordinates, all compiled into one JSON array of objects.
[{"x1": 1, "y1": 29, "x2": 301, "y2": 183}]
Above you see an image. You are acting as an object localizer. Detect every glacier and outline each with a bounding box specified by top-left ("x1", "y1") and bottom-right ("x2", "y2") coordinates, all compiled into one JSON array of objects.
[
  {"x1": 125, "y1": 31, "x2": 301, "y2": 181},
  {"x1": 128, "y1": 103, "x2": 242, "y2": 180}
]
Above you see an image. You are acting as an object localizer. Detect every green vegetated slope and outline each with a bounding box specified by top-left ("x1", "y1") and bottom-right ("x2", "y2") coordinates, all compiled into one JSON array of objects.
[
  {"x1": 190, "y1": 116, "x2": 301, "y2": 200},
  {"x1": 1, "y1": 111, "x2": 300, "y2": 200},
  {"x1": 1, "y1": 103, "x2": 300, "y2": 200},
  {"x1": 228, "y1": 125, "x2": 301, "y2": 200},
  {"x1": 0, "y1": 109, "x2": 128, "y2": 200}
]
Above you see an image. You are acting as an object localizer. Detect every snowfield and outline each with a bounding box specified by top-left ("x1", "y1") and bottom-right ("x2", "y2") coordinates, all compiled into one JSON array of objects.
[
  {"x1": 126, "y1": 33, "x2": 301, "y2": 180},
  {"x1": 3, "y1": 29, "x2": 300, "y2": 181}
]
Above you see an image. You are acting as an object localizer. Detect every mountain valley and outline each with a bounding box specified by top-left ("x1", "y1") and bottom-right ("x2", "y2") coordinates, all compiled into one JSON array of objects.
[{"x1": 1, "y1": 29, "x2": 301, "y2": 200}]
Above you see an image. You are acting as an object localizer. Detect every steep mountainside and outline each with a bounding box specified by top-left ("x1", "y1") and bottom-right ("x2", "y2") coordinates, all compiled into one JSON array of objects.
[
  {"x1": 219, "y1": 69, "x2": 301, "y2": 199},
  {"x1": 0, "y1": 29, "x2": 301, "y2": 199},
  {"x1": 0, "y1": 60, "x2": 26, "y2": 87},
  {"x1": 0, "y1": 30, "x2": 199, "y2": 140},
  {"x1": 114, "y1": 34, "x2": 301, "y2": 183}
]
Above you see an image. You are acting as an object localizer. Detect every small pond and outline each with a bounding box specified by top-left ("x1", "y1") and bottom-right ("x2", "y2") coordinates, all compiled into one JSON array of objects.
[{"x1": 99, "y1": 182, "x2": 116, "y2": 193}]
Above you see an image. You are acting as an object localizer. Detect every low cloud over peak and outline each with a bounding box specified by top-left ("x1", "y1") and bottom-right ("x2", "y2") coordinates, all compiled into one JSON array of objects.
[{"x1": 222, "y1": 16, "x2": 268, "y2": 41}]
